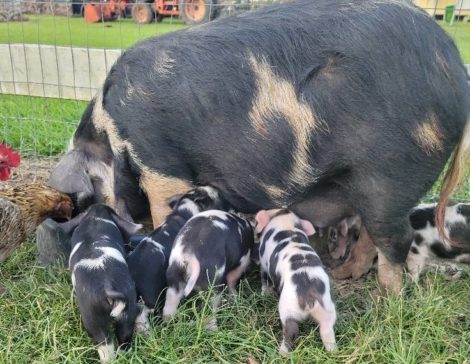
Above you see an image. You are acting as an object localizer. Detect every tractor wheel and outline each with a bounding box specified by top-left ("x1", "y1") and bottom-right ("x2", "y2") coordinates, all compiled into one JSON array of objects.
[
  {"x1": 132, "y1": 3, "x2": 153, "y2": 24},
  {"x1": 180, "y1": 0, "x2": 218, "y2": 25}
]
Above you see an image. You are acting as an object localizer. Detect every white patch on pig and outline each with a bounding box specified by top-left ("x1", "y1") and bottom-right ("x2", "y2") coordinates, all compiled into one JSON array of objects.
[
  {"x1": 212, "y1": 220, "x2": 228, "y2": 231},
  {"x1": 200, "y1": 186, "x2": 220, "y2": 202},
  {"x1": 94, "y1": 217, "x2": 118, "y2": 228},
  {"x1": 69, "y1": 241, "x2": 83, "y2": 267},
  {"x1": 162, "y1": 287, "x2": 184, "y2": 319},
  {"x1": 179, "y1": 199, "x2": 201, "y2": 216},
  {"x1": 142, "y1": 237, "x2": 165, "y2": 256},
  {"x1": 163, "y1": 231, "x2": 170, "y2": 237},
  {"x1": 97, "y1": 342, "x2": 115, "y2": 364},
  {"x1": 197, "y1": 210, "x2": 229, "y2": 220},
  {"x1": 74, "y1": 247, "x2": 126, "y2": 271},
  {"x1": 110, "y1": 300, "x2": 126, "y2": 318},
  {"x1": 214, "y1": 264, "x2": 226, "y2": 280},
  {"x1": 406, "y1": 244, "x2": 428, "y2": 282}
]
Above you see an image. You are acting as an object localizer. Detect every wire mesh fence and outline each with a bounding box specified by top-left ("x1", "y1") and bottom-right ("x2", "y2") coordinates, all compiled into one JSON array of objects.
[{"x1": 0, "y1": 0, "x2": 469, "y2": 187}]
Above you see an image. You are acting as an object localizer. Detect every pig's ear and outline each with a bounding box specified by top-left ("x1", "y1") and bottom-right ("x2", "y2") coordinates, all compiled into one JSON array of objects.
[
  {"x1": 255, "y1": 210, "x2": 271, "y2": 234},
  {"x1": 48, "y1": 150, "x2": 94, "y2": 194},
  {"x1": 59, "y1": 211, "x2": 86, "y2": 235},
  {"x1": 300, "y1": 219, "x2": 316, "y2": 236},
  {"x1": 110, "y1": 210, "x2": 143, "y2": 237},
  {"x1": 338, "y1": 219, "x2": 348, "y2": 237}
]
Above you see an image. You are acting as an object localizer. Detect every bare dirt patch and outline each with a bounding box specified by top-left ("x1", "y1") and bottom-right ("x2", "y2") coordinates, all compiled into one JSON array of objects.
[{"x1": 0, "y1": 156, "x2": 58, "y2": 190}]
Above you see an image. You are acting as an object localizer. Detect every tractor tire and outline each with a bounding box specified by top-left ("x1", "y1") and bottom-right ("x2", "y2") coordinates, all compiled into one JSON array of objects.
[
  {"x1": 132, "y1": 3, "x2": 153, "y2": 24},
  {"x1": 180, "y1": 0, "x2": 218, "y2": 25}
]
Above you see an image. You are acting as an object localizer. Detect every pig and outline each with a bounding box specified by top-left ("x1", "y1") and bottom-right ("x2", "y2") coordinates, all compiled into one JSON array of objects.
[
  {"x1": 407, "y1": 202, "x2": 470, "y2": 281},
  {"x1": 62, "y1": 204, "x2": 142, "y2": 363},
  {"x1": 48, "y1": 0, "x2": 470, "y2": 295},
  {"x1": 162, "y1": 210, "x2": 254, "y2": 329},
  {"x1": 256, "y1": 209, "x2": 337, "y2": 354},
  {"x1": 327, "y1": 215, "x2": 361, "y2": 262},
  {"x1": 127, "y1": 186, "x2": 230, "y2": 332}
]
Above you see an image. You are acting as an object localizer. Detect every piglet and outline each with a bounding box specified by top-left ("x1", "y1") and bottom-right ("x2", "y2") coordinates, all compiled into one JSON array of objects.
[
  {"x1": 407, "y1": 202, "x2": 470, "y2": 281},
  {"x1": 256, "y1": 209, "x2": 337, "y2": 354},
  {"x1": 63, "y1": 204, "x2": 142, "y2": 364},
  {"x1": 163, "y1": 210, "x2": 254, "y2": 330},
  {"x1": 127, "y1": 186, "x2": 230, "y2": 332}
]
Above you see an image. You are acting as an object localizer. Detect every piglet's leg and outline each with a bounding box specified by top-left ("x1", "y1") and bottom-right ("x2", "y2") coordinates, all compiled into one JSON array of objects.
[
  {"x1": 311, "y1": 301, "x2": 337, "y2": 352},
  {"x1": 140, "y1": 171, "x2": 192, "y2": 228},
  {"x1": 162, "y1": 287, "x2": 184, "y2": 321},
  {"x1": 81, "y1": 316, "x2": 115, "y2": 363},
  {"x1": 279, "y1": 318, "x2": 299, "y2": 355},
  {"x1": 205, "y1": 292, "x2": 222, "y2": 331},
  {"x1": 260, "y1": 270, "x2": 274, "y2": 296},
  {"x1": 134, "y1": 305, "x2": 153, "y2": 335},
  {"x1": 226, "y1": 252, "x2": 251, "y2": 296}
]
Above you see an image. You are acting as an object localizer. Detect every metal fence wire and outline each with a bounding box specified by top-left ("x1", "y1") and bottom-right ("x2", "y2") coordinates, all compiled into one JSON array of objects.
[{"x1": 0, "y1": 0, "x2": 469, "y2": 187}]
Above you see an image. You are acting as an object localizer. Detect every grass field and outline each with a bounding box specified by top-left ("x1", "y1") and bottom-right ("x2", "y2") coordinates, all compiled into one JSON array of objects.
[
  {"x1": 0, "y1": 241, "x2": 469, "y2": 363},
  {"x1": 0, "y1": 15, "x2": 187, "y2": 49}
]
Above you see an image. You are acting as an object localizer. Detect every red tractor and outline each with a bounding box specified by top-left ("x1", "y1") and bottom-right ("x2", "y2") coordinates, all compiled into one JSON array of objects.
[
  {"x1": 83, "y1": 0, "x2": 218, "y2": 25},
  {"x1": 132, "y1": 0, "x2": 218, "y2": 25}
]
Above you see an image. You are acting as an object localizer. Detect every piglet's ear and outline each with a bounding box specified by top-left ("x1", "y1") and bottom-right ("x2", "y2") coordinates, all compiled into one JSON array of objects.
[
  {"x1": 255, "y1": 210, "x2": 271, "y2": 234},
  {"x1": 110, "y1": 210, "x2": 143, "y2": 237},
  {"x1": 300, "y1": 219, "x2": 316, "y2": 236}
]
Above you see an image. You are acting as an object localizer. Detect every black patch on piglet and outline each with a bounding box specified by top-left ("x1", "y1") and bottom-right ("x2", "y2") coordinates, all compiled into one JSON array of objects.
[
  {"x1": 410, "y1": 246, "x2": 419, "y2": 255},
  {"x1": 409, "y1": 207, "x2": 435, "y2": 230},
  {"x1": 414, "y1": 233, "x2": 423, "y2": 246},
  {"x1": 290, "y1": 253, "x2": 322, "y2": 271},
  {"x1": 292, "y1": 272, "x2": 325, "y2": 310}
]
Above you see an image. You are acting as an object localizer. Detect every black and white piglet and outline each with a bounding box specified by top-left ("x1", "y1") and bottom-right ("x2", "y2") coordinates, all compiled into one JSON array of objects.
[
  {"x1": 163, "y1": 210, "x2": 254, "y2": 329},
  {"x1": 407, "y1": 202, "x2": 470, "y2": 281},
  {"x1": 63, "y1": 204, "x2": 142, "y2": 363},
  {"x1": 127, "y1": 186, "x2": 230, "y2": 332},
  {"x1": 256, "y1": 209, "x2": 337, "y2": 354}
]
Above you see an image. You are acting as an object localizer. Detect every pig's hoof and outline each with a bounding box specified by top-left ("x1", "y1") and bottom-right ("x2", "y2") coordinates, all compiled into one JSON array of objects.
[
  {"x1": 162, "y1": 314, "x2": 173, "y2": 322},
  {"x1": 278, "y1": 342, "x2": 291, "y2": 356},
  {"x1": 261, "y1": 285, "x2": 274, "y2": 296},
  {"x1": 324, "y1": 342, "x2": 338, "y2": 352},
  {"x1": 135, "y1": 321, "x2": 150, "y2": 336}
]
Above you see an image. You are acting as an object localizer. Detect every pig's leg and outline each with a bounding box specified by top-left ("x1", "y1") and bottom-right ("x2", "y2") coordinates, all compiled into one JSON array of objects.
[
  {"x1": 260, "y1": 270, "x2": 274, "y2": 296},
  {"x1": 406, "y1": 244, "x2": 428, "y2": 282},
  {"x1": 367, "y1": 215, "x2": 412, "y2": 296},
  {"x1": 134, "y1": 305, "x2": 153, "y2": 335},
  {"x1": 311, "y1": 300, "x2": 337, "y2": 352},
  {"x1": 115, "y1": 315, "x2": 135, "y2": 351},
  {"x1": 162, "y1": 287, "x2": 184, "y2": 321},
  {"x1": 226, "y1": 252, "x2": 251, "y2": 296},
  {"x1": 81, "y1": 315, "x2": 115, "y2": 364},
  {"x1": 333, "y1": 224, "x2": 377, "y2": 280},
  {"x1": 279, "y1": 318, "x2": 299, "y2": 355},
  {"x1": 140, "y1": 171, "x2": 191, "y2": 228},
  {"x1": 205, "y1": 290, "x2": 222, "y2": 331}
]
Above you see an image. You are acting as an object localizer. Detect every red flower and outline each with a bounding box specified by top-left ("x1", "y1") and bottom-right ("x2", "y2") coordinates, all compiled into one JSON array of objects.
[{"x1": 0, "y1": 144, "x2": 21, "y2": 181}]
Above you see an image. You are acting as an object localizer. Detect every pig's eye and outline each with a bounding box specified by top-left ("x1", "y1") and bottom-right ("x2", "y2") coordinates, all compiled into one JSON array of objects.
[{"x1": 329, "y1": 230, "x2": 337, "y2": 241}]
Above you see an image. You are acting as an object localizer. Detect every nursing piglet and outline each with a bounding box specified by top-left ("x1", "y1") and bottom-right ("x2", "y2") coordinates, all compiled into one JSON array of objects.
[
  {"x1": 64, "y1": 204, "x2": 142, "y2": 363},
  {"x1": 127, "y1": 186, "x2": 230, "y2": 332},
  {"x1": 163, "y1": 211, "x2": 254, "y2": 329},
  {"x1": 256, "y1": 209, "x2": 337, "y2": 354}
]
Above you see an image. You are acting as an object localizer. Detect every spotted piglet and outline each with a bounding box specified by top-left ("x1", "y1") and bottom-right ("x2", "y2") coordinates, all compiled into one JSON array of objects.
[
  {"x1": 256, "y1": 209, "x2": 337, "y2": 354},
  {"x1": 63, "y1": 204, "x2": 142, "y2": 364},
  {"x1": 407, "y1": 202, "x2": 470, "y2": 281},
  {"x1": 127, "y1": 186, "x2": 230, "y2": 332},
  {"x1": 163, "y1": 210, "x2": 254, "y2": 329}
]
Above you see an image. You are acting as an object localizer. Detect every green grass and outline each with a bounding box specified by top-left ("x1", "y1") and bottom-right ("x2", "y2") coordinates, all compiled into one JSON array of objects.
[
  {"x1": 0, "y1": 15, "x2": 187, "y2": 49},
  {"x1": 0, "y1": 243, "x2": 469, "y2": 363},
  {"x1": 0, "y1": 95, "x2": 85, "y2": 156},
  {"x1": 440, "y1": 21, "x2": 470, "y2": 63}
]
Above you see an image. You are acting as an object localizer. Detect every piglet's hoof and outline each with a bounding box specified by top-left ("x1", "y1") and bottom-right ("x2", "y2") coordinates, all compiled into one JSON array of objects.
[
  {"x1": 162, "y1": 314, "x2": 172, "y2": 322},
  {"x1": 36, "y1": 218, "x2": 71, "y2": 266}
]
